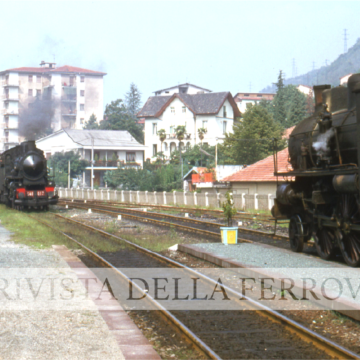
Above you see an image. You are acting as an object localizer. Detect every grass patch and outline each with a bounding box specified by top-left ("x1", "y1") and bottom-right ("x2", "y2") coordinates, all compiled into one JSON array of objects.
[{"x1": 0, "y1": 205, "x2": 80, "y2": 250}]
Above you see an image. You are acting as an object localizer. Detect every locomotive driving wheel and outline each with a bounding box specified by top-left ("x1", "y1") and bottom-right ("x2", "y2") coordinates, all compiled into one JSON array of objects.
[
  {"x1": 314, "y1": 228, "x2": 336, "y2": 260},
  {"x1": 337, "y1": 194, "x2": 360, "y2": 267},
  {"x1": 289, "y1": 214, "x2": 305, "y2": 252}
]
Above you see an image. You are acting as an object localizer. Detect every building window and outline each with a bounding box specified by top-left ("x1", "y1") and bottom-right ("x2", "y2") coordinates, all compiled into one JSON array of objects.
[
  {"x1": 223, "y1": 106, "x2": 227, "y2": 118},
  {"x1": 244, "y1": 94, "x2": 249, "y2": 96},
  {"x1": 28, "y1": 75, "x2": 33, "y2": 83},
  {"x1": 80, "y1": 104, "x2": 84, "y2": 111},
  {"x1": 152, "y1": 123, "x2": 157, "y2": 135},
  {"x1": 80, "y1": 90, "x2": 85, "y2": 96},
  {"x1": 164, "y1": 143, "x2": 168, "y2": 151},
  {"x1": 70, "y1": 76, "x2": 75, "y2": 86},
  {"x1": 257, "y1": 94, "x2": 262, "y2": 97},
  {"x1": 80, "y1": 76, "x2": 85, "y2": 83},
  {"x1": 80, "y1": 118, "x2": 84, "y2": 124},
  {"x1": 223, "y1": 121, "x2": 227, "y2": 134},
  {"x1": 202, "y1": 120, "x2": 207, "y2": 129},
  {"x1": 28, "y1": 89, "x2": 33, "y2": 97},
  {"x1": 36, "y1": 75, "x2": 41, "y2": 83},
  {"x1": 171, "y1": 107, "x2": 175, "y2": 113},
  {"x1": 36, "y1": 89, "x2": 41, "y2": 97},
  {"x1": 126, "y1": 152, "x2": 136, "y2": 162},
  {"x1": 182, "y1": 106, "x2": 186, "y2": 113},
  {"x1": 170, "y1": 126, "x2": 175, "y2": 134},
  {"x1": 153, "y1": 144, "x2": 157, "y2": 156}
]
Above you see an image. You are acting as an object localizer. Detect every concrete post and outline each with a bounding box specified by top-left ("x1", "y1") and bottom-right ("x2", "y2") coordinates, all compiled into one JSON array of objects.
[
  {"x1": 173, "y1": 191, "x2": 176, "y2": 205},
  {"x1": 145, "y1": 191, "x2": 148, "y2": 203},
  {"x1": 268, "y1": 194, "x2": 273, "y2": 210},
  {"x1": 107, "y1": 190, "x2": 110, "y2": 201},
  {"x1": 154, "y1": 191, "x2": 157, "y2": 204},
  {"x1": 242, "y1": 193, "x2": 245, "y2": 210},
  {"x1": 184, "y1": 191, "x2": 187, "y2": 205},
  {"x1": 114, "y1": 190, "x2": 117, "y2": 201},
  {"x1": 205, "y1": 192, "x2": 209, "y2": 207},
  {"x1": 70, "y1": 188, "x2": 73, "y2": 198},
  {"x1": 137, "y1": 191, "x2": 140, "y2": 203},
  {"x1": 94, "y1": 189, "x2": 96, "y2": 200},
  {"x1": 82, "y1": 189, "x2": 84, "y2": 199},
  {"x1": 121, "y1": 190, "x2": 124, "y2": 202},
  {"x1": 217, "y1": 193, "x2": 221, "y2": 208},
  {"x1": 87, "y1": 189, "x2": 90, "y2": 200},
  {"x1": 100, "y1": 190, "x2": 103, "y2": 200},
  {"x1": 194, "y1": 192, "x2": 197, "y2": 206},
  {"x1": 65, "y1": 188, "x2": 68, "y2": 198},
  {"x1": 254, "y1": 193, "x2": 258, "y2": 210},
  {"x1": 163, "y1": 191, "x2": 167, "y2": 205},
  {"x1": 129, "y1": 190, "x2": 132, "y2": 203}
]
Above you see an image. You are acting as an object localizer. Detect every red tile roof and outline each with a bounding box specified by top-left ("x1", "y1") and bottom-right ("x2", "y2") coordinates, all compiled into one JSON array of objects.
[
  {"x1": 283, "y1": 125, "x2": 295, "y2": 139},
  {"x1": 2, "y1": 65, "x2": 106, "y2": 75},
  {"x1": 222, "y1": 147, "x2": 292, "y2": 182}
]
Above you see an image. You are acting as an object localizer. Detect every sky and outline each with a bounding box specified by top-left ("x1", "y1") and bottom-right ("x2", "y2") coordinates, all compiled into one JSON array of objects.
[{"x1": 0, "y1": 1, "x2": 359, "y2": 111}]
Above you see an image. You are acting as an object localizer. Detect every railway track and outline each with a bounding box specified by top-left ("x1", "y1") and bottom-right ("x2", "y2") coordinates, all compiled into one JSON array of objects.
[
  {"x1": 62, "y1": 198, "x2": 287, "y2": 224},
  {"x1": 58, "y1": 200, "x2": 291, "y2": 248},
  {"x1": 31, "y1": 211, "x2": 359, "y2": 360}
]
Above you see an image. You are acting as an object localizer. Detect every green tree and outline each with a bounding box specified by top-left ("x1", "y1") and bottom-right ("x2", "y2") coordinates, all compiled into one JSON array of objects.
[
  {"x1": 157, "y1": 129, "x2": 166, "y2": 154},
  {"x1": 49, "y1": 151, "x2": 88, "y2": 187},
  {"x1": 286, "y1": 87, "x2": 307, "y2": 126},
  {"x1": 125, "y1": 83, "x2": 142, "y2": 117},
  {"x1": 273, "y1": 70, "x2": 287, "y2": 126},
  {"x1": 100, "y1": 99, "x2": 144, "y2": 143},
  {"x1": 83, "y1": 113, "x2": 99, "y2": 129},
  {"x1": 219, "y1": 104, "x2": 285, "y2": 165}
]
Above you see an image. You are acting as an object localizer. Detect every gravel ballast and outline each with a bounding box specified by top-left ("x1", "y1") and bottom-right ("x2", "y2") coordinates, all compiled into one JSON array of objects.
[{"x1": 0, "y1": 224, "x2": 125, "y2": 360}]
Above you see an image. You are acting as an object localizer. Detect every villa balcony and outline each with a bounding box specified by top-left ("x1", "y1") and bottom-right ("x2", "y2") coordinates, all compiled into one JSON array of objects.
[
  {"x1": 1, "y1": 109, "x2": 18, "y2": 116},
  {"x1": 62, "y1": 82, "x2": 77, "y2": 88},
  {"x1": 2, "y1": 94, "x2": 19, "y2": 101},
  {"x1": 2, "y1": 80, "x2": 20, "y2": 87},
  {"x1": 61, "y1": 95, "x2": 77, "y2": 102},
  {"x1": 165, "y1": 133, "x2": 192, "y2": 140}
]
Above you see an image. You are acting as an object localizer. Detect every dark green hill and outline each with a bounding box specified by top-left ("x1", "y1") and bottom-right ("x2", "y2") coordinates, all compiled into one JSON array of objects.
[{"x1": 262, "y1": 38, "x2": 360, "y2": 92}]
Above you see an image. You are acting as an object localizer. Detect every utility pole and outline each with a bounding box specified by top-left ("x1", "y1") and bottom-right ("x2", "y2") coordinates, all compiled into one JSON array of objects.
[
  {"x1": 91, "y1": 136, "x2": 94, "y2": 190},
  {"x1": 344, "y1": 29, "x2": 348, "y2": 53},
  {"x1": 68, "y1": 160, "x2": 70, "y2": 189}
]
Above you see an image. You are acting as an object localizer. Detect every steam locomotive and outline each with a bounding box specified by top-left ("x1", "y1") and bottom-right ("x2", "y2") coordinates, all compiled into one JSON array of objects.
[
  {"x1": 0, "y1": 140, "x2": 58, "y2": 210},
  {"x1": 272, "y1": 73, "x2": 360, "y2": 266}
]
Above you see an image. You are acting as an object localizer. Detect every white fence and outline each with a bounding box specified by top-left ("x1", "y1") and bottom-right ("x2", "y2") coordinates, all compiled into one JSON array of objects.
[{"x1": 57, "y1": 188, "x2": 276, "y2": 211}]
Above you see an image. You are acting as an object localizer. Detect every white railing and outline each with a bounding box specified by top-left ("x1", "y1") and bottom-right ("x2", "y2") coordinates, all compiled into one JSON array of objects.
[{"x1": 56, "y1": 188, "x2": 276, "y2": 211}]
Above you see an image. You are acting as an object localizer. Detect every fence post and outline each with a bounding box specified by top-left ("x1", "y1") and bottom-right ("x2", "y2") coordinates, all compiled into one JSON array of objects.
[
  {"x1": 154, "y1": 191, "x2": 157, "y2": 204},
  {"x1": 205, "y1": 192, "x2": 209, "y2": 207},
  {"x1": 194, "y1": 192, "x2": 197, "y2": 206},
  {"x1": 100, "y1": 189, "x2": 103, "y2": 200},
  {"x1": 114, "y1": 190, "x2": 117, "y2": 201},
  {"x1": 65, "y1": 188, "x2": 68, "y2": 198},
  {"x1": 82, "y1": 189, "x2": 84, "y2": 199},
  {"x1": 121, "y1": 190, "x2": 124, "y2": 202},
  {"x1": 254, "y1": 193, "x2": 258, "y2": 210},
  {"x1": 268, "y1": 194, "x2": 273, "y2": 210},
  {"x1": 70, "y1": 188, "x2": 73, "y2": 198},
  {"x1": 163, "y1": 191, "x2": 167, "y2": 205},
  {"x1": 145, "y1": 191, "x2": 148, "y2": 203},
  {"x1": 242, "y1": 193, "x2": 245, "y2": 210},
  {"x1": 107, "y1": 190, "x2": 110, "y2": 201},
  {"x1": 137, "y1": 191, "x2": 140, "y2": 203},
  {"x1": 129, "y1": 190, "x2": 132, "y2": 203},
  {"x1": 87, "y1": 189, "x2": 89, "y2": 200},
  {"x1": 217, "y1": 193, "x2": 221, "y2": 208},
  {"x1": 173, "y1": 191, "x2": 176, "y2": 205},
  {"x1": 184, "y1": 191, "x2": 187, "y2": 205},
  {"x1": 94, "y1": 189, "x2": 96, "y2": 200}
]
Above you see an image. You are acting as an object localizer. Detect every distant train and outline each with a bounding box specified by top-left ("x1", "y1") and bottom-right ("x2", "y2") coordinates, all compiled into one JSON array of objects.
[
  {"x1": 0, "y1": 140, "x2": 58, "y2": 210},
  {"x1": 272, "y1": 73, "x2": 360, "y2": 267}
]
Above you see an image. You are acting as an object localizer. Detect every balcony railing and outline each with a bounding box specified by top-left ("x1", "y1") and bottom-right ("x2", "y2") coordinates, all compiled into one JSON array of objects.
[
  {"x1": 2, "y1": 109, "x2": 18, "y2": 115},
  {"x1": 61, "y1": 95, "x2": 77, "y2": 102},
  {"x1": 2, "y1": 81, "x2": 20, "y2": 87},
  {"x1": 62, "y1": 110, "x2": 77, "y2": 117},
  {"x1": 93, "y1": 160, "x2": 119, "y2": 167},
  {"x1": 2, "y1": 94, "x2": 19, "y2": 101},
  {"x1": 165, "y1": 133, "x2": 192, "y2": 140},
  {"x1": 62, "y1": 82, "x2": 76, "y2": 87}
]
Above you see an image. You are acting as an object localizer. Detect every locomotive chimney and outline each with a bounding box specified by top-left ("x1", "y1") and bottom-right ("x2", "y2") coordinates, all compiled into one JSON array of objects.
[
  {"x1": 350, "y1": 73, "x2": 360, "y2": 194},
  {"x1": 313, "y1": 85, "x2": 331, "y2": 113}
]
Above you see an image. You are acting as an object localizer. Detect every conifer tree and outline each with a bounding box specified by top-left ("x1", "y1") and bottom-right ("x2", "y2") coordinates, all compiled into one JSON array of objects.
[
  {"x1": 273, "y1": 70, "x2": 287, "y2": 126},
  {"x1": 125, "y1": 83, "x2": 142, "y2": 117}
]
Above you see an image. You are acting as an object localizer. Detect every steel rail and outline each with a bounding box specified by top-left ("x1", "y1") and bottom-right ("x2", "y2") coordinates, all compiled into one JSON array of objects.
[
  {"x1": 59, "y1": 200, "x2": 287, "y2": 243},
  {"x1": 28, "y1": 214, "x2": 222, "y2": 360},
  {"x1": 42, "y1": 212, "x2": 360, "y2": 360}
]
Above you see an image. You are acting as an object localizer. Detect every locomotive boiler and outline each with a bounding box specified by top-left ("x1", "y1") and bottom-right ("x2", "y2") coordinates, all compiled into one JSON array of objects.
[
  {"x1": 0, "y1": 140, "x2": 58, "y2": 210},
  {"x1": 272, "y1": 73, "x2": 360, "y2": 267}
]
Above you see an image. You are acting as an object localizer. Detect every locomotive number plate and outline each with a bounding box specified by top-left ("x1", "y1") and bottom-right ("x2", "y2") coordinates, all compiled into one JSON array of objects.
[
  {"x1": 37, "y1": 191, "x2": 45, "y2": 197},
  {"x1": 26, "y1": 191, "x2": 34, "y2": 197}
]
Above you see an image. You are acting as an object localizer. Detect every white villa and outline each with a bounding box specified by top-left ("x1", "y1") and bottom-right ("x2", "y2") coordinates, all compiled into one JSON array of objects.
[
  {"x1": 137, "y1": 91, "x2": 241, "y2": 160},
  {"x1": 36, "y1": 129, "x2": 146, "y2": 188}
]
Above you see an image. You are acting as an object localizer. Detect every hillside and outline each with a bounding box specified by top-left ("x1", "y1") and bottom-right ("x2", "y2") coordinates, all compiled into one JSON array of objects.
[{"x1": 262, "y1": 38, "x2": 360, "y2": 93}]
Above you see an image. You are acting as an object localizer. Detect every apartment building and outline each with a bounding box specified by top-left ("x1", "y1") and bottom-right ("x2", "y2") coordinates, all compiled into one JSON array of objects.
[
  {"x1": 234, "y1": 92, "x2": 276, "y2": 113},
  {"x1": 0, "y1": 61, "x2": 106, "y2": 151},
  {"x1": 154, "y1": 83, "x2": 212, "y2": 96}
]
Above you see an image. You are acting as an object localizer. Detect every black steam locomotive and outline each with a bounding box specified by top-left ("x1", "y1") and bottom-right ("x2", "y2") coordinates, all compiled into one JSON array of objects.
[
  {"x1": 0, "y1": 140, "x2": 58, "y2": 210},
  {"x1": 272, "y1": 73, "x2": 360, "y2": 267}
]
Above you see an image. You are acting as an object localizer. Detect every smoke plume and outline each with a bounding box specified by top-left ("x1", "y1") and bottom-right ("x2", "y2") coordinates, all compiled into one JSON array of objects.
[
  {"x1": 312, "y1": 128, "x2": 335, "y2": 155},
  {"x1": 19, "y1": 94, "x2": 59, "y2": 140}
]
